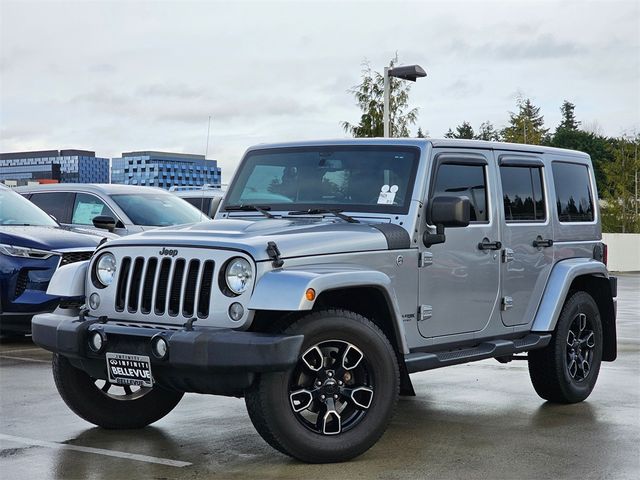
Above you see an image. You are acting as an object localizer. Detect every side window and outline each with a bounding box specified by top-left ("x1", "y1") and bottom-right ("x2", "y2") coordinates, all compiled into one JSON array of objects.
[
  {"x1": 184, "y1": 197, "x2": 212, "y2": 215},
  {"x1": 71, "y1": 193, "x2": 115, "y2": 225},
  {"x1": 30, "y1": 192, "x2": 73, "y2": 223},
  {"x1": 432, "y1": 163, "x2": 488, "y2": 222},
  {"x1": 500, "y1": 166, "x2": 546, "y2": 221},
  {"x1": 552, "y1": 162, "x2": 594, "y2": 222}
]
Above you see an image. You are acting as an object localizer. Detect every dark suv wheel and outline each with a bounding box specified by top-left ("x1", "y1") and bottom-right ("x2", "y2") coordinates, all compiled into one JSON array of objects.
[
  {"x1": 53, "y1": 354, "x2": 184, "y2": 429},
  {"x1": 528, "y1": 291, "x2": 603, "y2": 403},
  {"x1": 245, "y1": 309, "x2": 400, "y2": 463}
]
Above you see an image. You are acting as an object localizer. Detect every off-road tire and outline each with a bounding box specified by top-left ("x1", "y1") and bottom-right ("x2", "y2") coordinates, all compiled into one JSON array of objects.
[
  {"x1": 245, "y1": 309, "x2": 400, "y2": 463},
  {"x1": 528, "y1": 291, "x2": 603, "y2": 403},
  {"x1": 53, "y1": 354, "x2": 184, "y2": 429}
]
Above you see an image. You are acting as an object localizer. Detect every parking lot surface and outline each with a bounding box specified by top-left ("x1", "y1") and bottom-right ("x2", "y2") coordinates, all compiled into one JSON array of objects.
[{"x1": 1, "y1": 274, "x2": 638, "y2": 479}]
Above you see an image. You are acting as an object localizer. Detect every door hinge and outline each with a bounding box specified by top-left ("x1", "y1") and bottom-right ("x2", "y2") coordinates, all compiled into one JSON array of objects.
[
  {"x1": 502, "y1": 296, "x2": 514, "y2": 311},
  {"x1": 502, "y1": 248, "x2": 514, "y2": 263},
  {"x1": 418, "y1": 305, "x2": 433, "y2": 321},
  {"x1": 419, "y1": 251, "x2": 433, "y2": 267}
]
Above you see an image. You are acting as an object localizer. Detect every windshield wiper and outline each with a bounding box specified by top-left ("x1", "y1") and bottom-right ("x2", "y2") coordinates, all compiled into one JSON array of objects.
[
  {"x1": 287, "y1": 208, "x2": 359, "y2": 223},
  {"x1": 224, "y1": 204, "x2": 275, "y2": 218}
]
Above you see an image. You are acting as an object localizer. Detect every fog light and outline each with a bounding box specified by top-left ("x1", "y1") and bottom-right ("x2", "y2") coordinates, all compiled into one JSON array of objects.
[
  {"x1": 151, "y1": 335, "x2": 169, "y2": 359},
  {"x1": 89, "y1": 293, "x2": 100, "y2": 310},
  {"x1": 228, "y1": 302, "x2": 244, "y2": 321},
  {"x1": 88, "y1": 331, "x2": 105, "y2": 353}
]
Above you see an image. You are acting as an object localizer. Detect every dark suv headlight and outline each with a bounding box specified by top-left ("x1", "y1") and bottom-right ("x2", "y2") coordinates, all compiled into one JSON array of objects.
[{"x1": 0, "y1": 244, "x2": 54, "y2": 259}]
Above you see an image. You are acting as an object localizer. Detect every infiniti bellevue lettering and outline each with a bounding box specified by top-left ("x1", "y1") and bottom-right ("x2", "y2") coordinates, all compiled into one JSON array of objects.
[{"x1": 159, "y1": 247, "x2": 178, "y2": 257}]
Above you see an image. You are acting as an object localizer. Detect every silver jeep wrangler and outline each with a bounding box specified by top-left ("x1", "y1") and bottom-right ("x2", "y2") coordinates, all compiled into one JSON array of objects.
[{"x1": 32, "y1": 139, "x2": 617, "y2": 463}]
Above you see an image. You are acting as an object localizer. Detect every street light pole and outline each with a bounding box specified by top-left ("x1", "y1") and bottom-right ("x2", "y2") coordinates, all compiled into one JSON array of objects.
[
  {"x1": 383, "y1": 67, "x2": 391, "y2": 138},
  {"x1": 382, "y1": 64, "x2": 426, "y2": 138}
]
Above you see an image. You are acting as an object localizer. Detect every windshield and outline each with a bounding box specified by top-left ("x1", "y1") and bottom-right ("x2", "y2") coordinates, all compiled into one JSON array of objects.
[
  {"x1": 111, "y1": 193, "x2": 207, "y2": 227},
  {"x1": 225, "y1": 146, "x2": 420, "y2": 214},
  {"x1": 0, "y1": 188, "x2": 58, "y2": 226}
]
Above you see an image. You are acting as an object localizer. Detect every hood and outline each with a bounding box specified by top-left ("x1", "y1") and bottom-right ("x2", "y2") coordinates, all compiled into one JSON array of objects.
[
  {"x1": 100, "y1": 218, "x2": 411, "y2": 261},
  {"x1": 0, "y1": 225, "x2": 107, "y2": 251}
]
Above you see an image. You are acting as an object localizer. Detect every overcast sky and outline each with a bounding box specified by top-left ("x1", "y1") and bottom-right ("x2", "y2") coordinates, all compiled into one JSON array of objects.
[{"x1": 1, "y1": 0, "x2": 638, "y2": 178}]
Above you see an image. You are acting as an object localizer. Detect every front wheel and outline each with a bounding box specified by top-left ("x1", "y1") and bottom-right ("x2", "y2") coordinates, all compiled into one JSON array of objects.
[
  {"x1": 53, "y1": 354, "x2": 184, "y2": 429},
  {"x1": 528, "y1": 291, "x2": 603, "y2": 403},
  {"x1": 245, "y1": 309, "x2": 400, "y2": 463}
]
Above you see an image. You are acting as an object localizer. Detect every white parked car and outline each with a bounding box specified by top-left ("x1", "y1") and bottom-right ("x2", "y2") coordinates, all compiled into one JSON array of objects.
[{"x1": 17, "y1": 184, "x2": 209, "y2": 236}]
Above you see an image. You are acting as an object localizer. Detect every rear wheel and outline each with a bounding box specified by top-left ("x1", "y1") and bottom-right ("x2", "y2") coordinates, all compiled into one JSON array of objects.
[
  {"x1": 53, "y1": 354, "x2": 184, "y2": 429},
  {"x1": 245, "y1": 309, "x2": 399, "y2": 463},
  {"x1": 528, "y1": 291, "x2": 603, "y2": 403}
]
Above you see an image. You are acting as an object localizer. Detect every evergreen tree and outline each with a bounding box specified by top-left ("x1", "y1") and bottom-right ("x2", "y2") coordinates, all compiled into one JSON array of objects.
[
  {"x1": 601, "y1": 134, "x2": 640, "y2": 233},
  {"x1": 416, "y1": 127, "x2": 427, "y2": 138},
  {"x1": 557, "y1": 100, "x2": 580, "y2": 132},
  {"x1": 342, "y1": 54, "x2": 418, "y2": 137},
  {"x1": 474, "y1": 121, "x2": 500, "y2": 141},
  {"x1": 444, "y1": 121, "x2": 474, "y2": 139},
  {"x1": 501, "y1": 97, "x2": 549, "y2": 145}
]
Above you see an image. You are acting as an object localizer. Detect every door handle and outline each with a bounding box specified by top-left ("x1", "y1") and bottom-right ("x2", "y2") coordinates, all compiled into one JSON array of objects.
[
  {"x1": 478, "y1": 238, "x2": 502, "y2": 250},
  {"x1": 532, "y1": 236, "x2": 554, "y2": 248}
]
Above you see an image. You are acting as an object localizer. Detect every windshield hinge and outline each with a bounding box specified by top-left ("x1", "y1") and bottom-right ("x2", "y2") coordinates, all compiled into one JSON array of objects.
[{"x1": 266, "y1": 241, "x2": 284, "y2": 268}]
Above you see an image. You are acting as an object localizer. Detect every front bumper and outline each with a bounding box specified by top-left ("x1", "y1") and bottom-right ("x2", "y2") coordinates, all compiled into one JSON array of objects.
[{"x1": 32, "y1": 313, "x2": 304, "y2": 396}]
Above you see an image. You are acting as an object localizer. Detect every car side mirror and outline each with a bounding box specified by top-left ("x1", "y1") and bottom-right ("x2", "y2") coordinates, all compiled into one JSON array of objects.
[
  {"x1": 92, "y1": 215, "x2": 117, "y2": 232},
  {"x1": 423, "y1": 196, "x2": 470, "y2": 247}
]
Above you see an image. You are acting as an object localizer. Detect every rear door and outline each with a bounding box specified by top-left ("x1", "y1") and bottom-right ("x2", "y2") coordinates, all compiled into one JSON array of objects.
[{"x1": 497, "y1": 154, "x2": 554, "y2": 326}]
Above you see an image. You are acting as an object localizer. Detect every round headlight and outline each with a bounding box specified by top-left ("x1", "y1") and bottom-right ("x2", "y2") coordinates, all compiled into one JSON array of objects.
[
  {"x1": 225, "y1": 257, "x2": 252, "y2": 295},
  {"x1": 95, "y1": 253, "x2": 117, "y2": 287}
]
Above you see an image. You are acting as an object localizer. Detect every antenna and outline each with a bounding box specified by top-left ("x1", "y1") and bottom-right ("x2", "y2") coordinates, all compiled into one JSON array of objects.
[{"x1": 205, "y1": 115, "x2": 212, "y2": 159}]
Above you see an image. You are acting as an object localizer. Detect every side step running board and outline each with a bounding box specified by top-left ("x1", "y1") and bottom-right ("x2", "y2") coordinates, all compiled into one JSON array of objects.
[{"x1": 404, "y1": 333, "x2": 552, "y2": 374}]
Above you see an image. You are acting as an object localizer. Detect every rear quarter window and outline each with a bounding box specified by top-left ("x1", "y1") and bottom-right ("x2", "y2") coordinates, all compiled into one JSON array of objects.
[{"x1": 552, "y1": 162, "x2": 594, "y2": 222}]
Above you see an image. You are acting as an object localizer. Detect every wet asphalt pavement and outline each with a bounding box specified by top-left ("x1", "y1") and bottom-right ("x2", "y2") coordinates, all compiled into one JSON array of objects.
[{"x1": 1, "y1": 274, "x2": 638, "y2": 479}]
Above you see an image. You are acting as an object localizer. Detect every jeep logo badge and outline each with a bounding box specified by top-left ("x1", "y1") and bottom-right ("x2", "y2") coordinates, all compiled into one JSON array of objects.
[{"x1": 159, "y1": 247, "x2": 178, "y2": 257}]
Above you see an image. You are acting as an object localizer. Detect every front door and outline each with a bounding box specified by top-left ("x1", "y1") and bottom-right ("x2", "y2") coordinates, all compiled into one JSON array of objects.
[
  {"x1": 497, "y1": 155, "x2": 554, "y2": 326},
  {"x1": 418, "y1": 150, "x2": 501, "y2": 338}
]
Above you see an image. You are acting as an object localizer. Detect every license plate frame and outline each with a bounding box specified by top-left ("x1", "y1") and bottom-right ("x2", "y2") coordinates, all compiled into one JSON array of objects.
[{"x1": 106, "y1": 352, "x2": 154, "y2": 388}]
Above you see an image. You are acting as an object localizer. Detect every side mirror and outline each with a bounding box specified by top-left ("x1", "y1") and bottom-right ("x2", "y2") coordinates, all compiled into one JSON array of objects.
[
  {"x1": 430, "y1": 196, "x2": 470, "y2": 227},
  {"x1": 92, "y1": 215, "x2": 117, "y2": 232},
  {"x1": 423, "y1": 196, "x2": 470, "y2": 247}
]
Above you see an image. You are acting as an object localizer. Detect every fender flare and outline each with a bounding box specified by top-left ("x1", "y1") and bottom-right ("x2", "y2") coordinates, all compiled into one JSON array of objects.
[
  {"x1": 531, "y1": 258, "x2": 609, "y2": 332},
  {"x1": 248, "y1": 265, "x2": 409, "y2": 353}
]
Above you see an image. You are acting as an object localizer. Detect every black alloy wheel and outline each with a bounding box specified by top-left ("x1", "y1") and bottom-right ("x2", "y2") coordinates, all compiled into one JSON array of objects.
[
  {"x1": 566, "y1": 312, "x2": 597, "y2": 382},
  {"x1": 289, "y1": 340, "x2": 375, "y2": 436},
  {"x1": 528, "y1": 291, "x2": 603, "y2": 404},
  {"x1": 245, "y1": 309, "x2": 399, "y2": 463}
]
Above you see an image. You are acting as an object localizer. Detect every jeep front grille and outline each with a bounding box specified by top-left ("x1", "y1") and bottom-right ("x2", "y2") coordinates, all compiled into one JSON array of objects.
[{"x1": 115, "y1": 256, "x2": 215, "y2": 318}]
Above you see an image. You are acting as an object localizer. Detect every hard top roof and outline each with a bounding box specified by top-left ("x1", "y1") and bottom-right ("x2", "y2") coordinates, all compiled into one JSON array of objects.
[{"x1": 246, "y1": 138, "x2": 589, "y2": 158}]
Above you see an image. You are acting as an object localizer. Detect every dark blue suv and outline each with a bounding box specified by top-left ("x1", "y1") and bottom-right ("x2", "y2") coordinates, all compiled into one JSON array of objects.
[{"x1": 0, "y1": 185, "x2": 109, "y2": 335}]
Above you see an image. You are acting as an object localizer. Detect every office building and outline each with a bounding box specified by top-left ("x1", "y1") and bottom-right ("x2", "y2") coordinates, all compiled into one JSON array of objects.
[
  {"x1": 0, "y1": 149, "x2": 109, "y2": 186},
  {"x1": 111, "y1": 151, "x2": 221, "y2": 189}
]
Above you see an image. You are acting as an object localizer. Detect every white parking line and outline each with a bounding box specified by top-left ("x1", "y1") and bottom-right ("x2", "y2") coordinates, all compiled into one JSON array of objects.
[
  {"x1": 0, "y1": 355, "x2": 50, "y2": 364},
  {"x1": 0, "y1": 347, "x2": 42, "y2": 354},
  {"x1": 0, "y1": 433, "x2": 192, "y2": 467}
]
